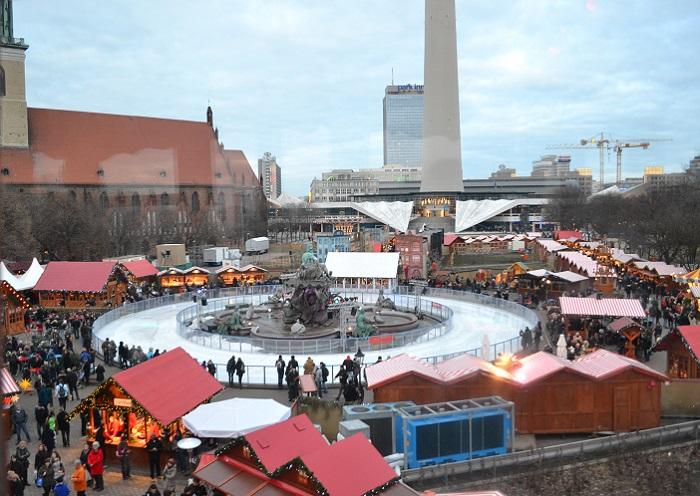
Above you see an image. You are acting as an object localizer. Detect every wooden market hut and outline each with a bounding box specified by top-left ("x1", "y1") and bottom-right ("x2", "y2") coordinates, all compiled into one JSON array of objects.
[
  {"x1": 366, "y1": 350, "x2": 666, "y2": 434},
  {"x1": 1, "y1": 367, "x2": 21, "y2": 436},
  {"x1": 216, "y1": 264, "x2": 268, "y2": 286},
  {"x1": 558, "y1": 296, "x2": 647, "y2": 340},
  {"x1": 0, "y1": 281, "x2": 30, "y2": 337},
  {"x1": 195, "y1": 414, "x2": 414, "y2": 496},
  {"x1": 120, "y1": 259, "x2": 159, "y2": 283},
  {"x1": 69, "y1": 347, "x2": 223, "y2": 465},
  {"x1": 654, "y1": 325, "x2": 700, "y2": 379},
  {"x1": 608, "y1": 317, "x2": 644, "y2": 358},
  {"x1": 183, "y1": 266, "x2": 211, "y2": 286},
  {"x1": 158, "y1": 267, "x2": 186, "y2": 290},
  {"x1": 32, "y1": 261, "x2": 127, "y2": 310}
]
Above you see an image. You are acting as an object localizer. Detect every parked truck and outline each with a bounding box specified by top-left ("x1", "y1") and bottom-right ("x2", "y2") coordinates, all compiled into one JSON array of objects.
[
  {"x1": 244, "y1": 237, "x2": 269, "y2": 255},
  {"x1": 203, "y1": 246, "x2": 228, "y2": 266}
]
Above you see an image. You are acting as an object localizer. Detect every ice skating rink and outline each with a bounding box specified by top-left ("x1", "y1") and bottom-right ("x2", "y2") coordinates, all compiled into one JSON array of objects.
[{"x1": 95, "y1": 291, "x2": 536, "y2": 383}]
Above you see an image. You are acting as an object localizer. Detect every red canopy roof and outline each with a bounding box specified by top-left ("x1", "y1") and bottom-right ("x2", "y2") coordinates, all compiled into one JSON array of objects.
[
  {"x1": 33, "y1": 261, "x2": 117, "y2": 292},
  {"x1": 243, "y1": 415, "x2": 328, "y2": 474},
  {"x1": 301, "y1": 433, "x2": 398, "y2": 496},
  {"x1": 554, "y1": 230, "x2": 583, "y2": 241},
  {"x1": 113, "y1": 347, "x2": 223, "y2": 426},
  {"x1": 1, "y1": 367, "x2": 20, "y2": 397},
  {"x1": 559, "y1": 297, "x2": 646, "y2": 318},
  {"x1": 121, "y1": 260, "x2": 158, "y2": 278}
]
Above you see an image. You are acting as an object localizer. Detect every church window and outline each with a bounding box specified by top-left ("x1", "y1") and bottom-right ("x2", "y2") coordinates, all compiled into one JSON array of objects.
[
  {"x1": 99, "y1": 192, "x2": 109, "y2": 211},
  {"x1": 191, "y1": 191, "x2": 200, "y2": 213},
  {"x1": 161, "y1": 193, "x2": 170, "y2": 206},
  {"x1": 1, "y1": 167, "x2": 9, "y2": 176},
  {"x1": 131, "y1": 193, "x2": 141, "y2": 212}
]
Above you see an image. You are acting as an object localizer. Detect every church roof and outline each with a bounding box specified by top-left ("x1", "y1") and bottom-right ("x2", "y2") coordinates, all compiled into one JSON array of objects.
[{"x1": 0, "y1": 107, "x2": 254, "y2": 187}]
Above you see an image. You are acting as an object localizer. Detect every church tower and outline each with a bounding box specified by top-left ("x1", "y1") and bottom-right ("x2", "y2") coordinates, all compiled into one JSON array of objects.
[{"x1": 0, "y1": 0, "x2": 29, "y2": 148}]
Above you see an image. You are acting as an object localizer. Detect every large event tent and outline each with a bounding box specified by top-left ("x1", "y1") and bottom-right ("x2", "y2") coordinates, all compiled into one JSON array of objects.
[{"x1": 182, "y1": 398, "x2": 291, "y2": 438}]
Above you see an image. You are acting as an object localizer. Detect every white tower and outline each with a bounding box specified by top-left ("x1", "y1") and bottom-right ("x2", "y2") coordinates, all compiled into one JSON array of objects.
[
  {"x1": 0, "y1": 0, "x2": 29, "y2": 148},
  {"x1": 420, "y1": 0, "x2": 463, "y2": 193}
]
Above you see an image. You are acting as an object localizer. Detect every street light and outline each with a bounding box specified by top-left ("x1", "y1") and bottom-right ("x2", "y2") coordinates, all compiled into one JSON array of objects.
[{"x1": 355, "y1": 347, "x2": 365, "y2": 366}]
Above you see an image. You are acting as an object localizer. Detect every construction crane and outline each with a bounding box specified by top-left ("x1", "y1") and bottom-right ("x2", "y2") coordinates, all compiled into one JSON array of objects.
[{"x1": 548, "y1": 135, "x2": 670, "y2": 187}]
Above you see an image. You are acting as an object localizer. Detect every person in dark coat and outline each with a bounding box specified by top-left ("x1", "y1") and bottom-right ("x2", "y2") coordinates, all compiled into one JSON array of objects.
[
  {"x1": 146, "y1": 434, "x2": 163, "y2": 479},
  {"x1": 41, "y1": 420, "x2": 55, "y2": 453},
  {"x1": 226, "y1": 355, "x2": 236, "y2": 387},
  {"x1": 235, "y1": 358, "x2": 245, "y2": 388},
  {"x1": 7, "y1": 470, "x2": 25, "y2": 496},
  {"x1": 34, "y1": 442, "x2": 50, "y2": 472},
  {"x1": 57, "y1": 409, "x2": 71, "y2": 447},
  {"x1": 95, "y1": 363, "x2": 105, "y2": 383},
  {"x1": 35, "y1": 404, "x2": 48, "y2": 438}
]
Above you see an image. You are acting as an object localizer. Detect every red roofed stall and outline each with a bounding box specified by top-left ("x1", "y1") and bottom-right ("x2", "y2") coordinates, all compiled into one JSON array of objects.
[
  {"x1": 367, "y1": 350, "x2": 666, "y2": 434},
  {"x1": 654, "y1": 325, "x2": 700, "y2": 379},
  {"x1": 33, "y1": 261, "x2": 127, "y2": 309},
  {"x1": 197, "y1": 414, "x2": 414, "y2": 496},
  {"x1": 1, "y1": 280, "x2": 30, "y2": 337},
  {"x1": 559, "y1": 296, "x2": 646, "y2": 340},
  {"x1": 120, "y1": 259, "x2": 159, "y2": 282},
  {"x1": 69, "y1": 347, "x2": 223, "y2": 466}
]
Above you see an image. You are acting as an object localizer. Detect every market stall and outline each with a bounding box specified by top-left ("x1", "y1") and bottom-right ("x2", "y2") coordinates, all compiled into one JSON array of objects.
[
  {"x1": 1, "y1": 281, "x2": 30, "y2": 337},
  {"x1": 1, "y1": 367, "x2": 21, "y2": 438},
  {"x1": 654, "y1": 325, "x2": 700, "y2": 379},
  {"x1": 120, "y1": 259, "x2": 159, "y2": 283},
  {"x1": 32, "y1": 261, "x2": 127, "y2": 309},
  {"x1": 608, "y1": 317, "x2": 644, "y2": 358},
  {"x1": 182, "y1": 398, "x2": 290, "y2": 438},
  {"x1": 158, "y1": 268, "x2": 186, "y2": 290},
  {"x1": 183, "y1": 266, "x2": 211, "y2": 286},
  {"x1": 559, "y1": 296, "x2": 646, "y2": 340},
  {"x1": 216, "y1": 265, "x2": 268, "y2": 286},
  {"x1": 69, "y1": 347, "x2": 223, "y2": 465}
]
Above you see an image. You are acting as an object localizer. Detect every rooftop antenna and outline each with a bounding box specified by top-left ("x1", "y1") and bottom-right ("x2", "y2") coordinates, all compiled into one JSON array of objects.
[{"x1": 391, "y1": 67, "x2": 394, "y2": 85}]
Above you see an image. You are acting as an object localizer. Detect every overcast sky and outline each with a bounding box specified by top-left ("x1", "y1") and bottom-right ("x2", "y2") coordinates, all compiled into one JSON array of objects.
[{"x1": 15, "y1": 0, "x2": 700, "y2": 195}]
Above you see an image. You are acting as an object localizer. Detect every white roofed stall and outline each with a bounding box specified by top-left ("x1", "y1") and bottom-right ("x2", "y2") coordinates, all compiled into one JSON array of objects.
[
  {"x1": 0, "y1": 258, "x2": 44, "y2": 291},
  {"x1": 324, "y1": 252, "x2": 400, "y2": 289},
  {"x1": 182, "y1": 398, "x2": 291, "y2": 438},
  {"x1": 455, "y1": 198, "x2": 549, "y2": 232}
]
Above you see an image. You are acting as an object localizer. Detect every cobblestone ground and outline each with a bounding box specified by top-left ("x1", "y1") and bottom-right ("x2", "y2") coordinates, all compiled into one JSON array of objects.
[{"x1": 5, "y1": 361, "x2": 298, "y2": 496}]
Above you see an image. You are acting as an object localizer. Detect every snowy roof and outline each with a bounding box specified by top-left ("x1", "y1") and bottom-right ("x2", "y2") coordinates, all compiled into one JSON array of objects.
[
  {"x1": 0, "y1": 257, "x2": 44, "y2": 291},
  {"x1": 552, "y1": 271, "x2": 589, "y2": 283},
  {"x1": 536, "y1": 239, "x2": 566, "y2": 252},
  {"x1": 324, "y1": 252, "x2": 400, "y2": 279},
  {"x1": 455, "y1": 198, "x2": 548, "y2": 232},
  {"x1": 559, "y1": 296, "x2": 646, "y2": 318},
  {"x1": 633, "y1": 261, "x2": 686, "y2": 277},
  {"x1": 556, "y1": 251, "x2": 600, "y2": 277}
]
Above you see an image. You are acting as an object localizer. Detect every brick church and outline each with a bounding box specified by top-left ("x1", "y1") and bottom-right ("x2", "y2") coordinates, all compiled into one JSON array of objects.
[{"x1": 0, "y1": 0, "x2": 267, "y2": 254}]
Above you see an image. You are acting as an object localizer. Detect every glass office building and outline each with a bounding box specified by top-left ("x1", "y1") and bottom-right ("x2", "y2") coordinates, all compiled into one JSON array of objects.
[{"x1": 383, "y1": 84, "x2": 424, "y2": 168}]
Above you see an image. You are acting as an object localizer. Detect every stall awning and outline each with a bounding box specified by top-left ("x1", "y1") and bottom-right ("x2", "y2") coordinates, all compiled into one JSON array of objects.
[
  {"x1": 608, "y1": 317, "x2": 640, "y2": 333},
  {"x1": 182, "y1": 398, "x2": 291, "y2": 438},
  {"x1": 559, "y1": 297, "x2": 646, "y2": 318},
  {"x1": 33, "y1": 261, "x2": 117, "y2": 292},
  {"x1": 121, "y1": 259, "x2": 158, "y2": 278},
  {"x1": 1, "y1": 367, "x2": 20, "y2": 397},
  {"x1": 113, "y1": 347, "x2": 223, "y2": 426}
]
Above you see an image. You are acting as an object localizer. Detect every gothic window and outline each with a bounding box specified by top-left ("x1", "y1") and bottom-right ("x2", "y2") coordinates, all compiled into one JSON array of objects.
[
  {"x1": 131, "y1": 193, "x2": 140, "y2": 212},
  {"x1": 217, "y1": 191, "x2": 226, "y2": 221},
  {"x1": 161, "y1": 193, "x2": 170, "y2": 207},
  {"x1": 99, "y1": 191, "x2": 109, "y2": 211},
  {"x1": 0, "y1": 65, "x2": 4, "y2": 97},
  {"x1": 68, "y1": 190, "x2": 77, "y2": 202},
  {"x1": 149, "y1": 194, "x2": 157, "y2": 206},
  {"x1": 191, "y1": 191, "x2": 200, "y2": 213},
  {"x1": 179, "y1": 191, "x2": 187, "y2": 206}
]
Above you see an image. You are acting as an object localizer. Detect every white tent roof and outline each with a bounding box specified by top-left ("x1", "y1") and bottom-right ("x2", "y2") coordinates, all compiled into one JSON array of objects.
[
  {"x1": 269, "y1": 192, "x2": 307, "y2": 208},
  {"x1": 0, "y1": 258, "x2": 44, "y2": 291},
  {"x1": 181, "y1": 398, "x2": 291, "y2": 438},
  {"x1": 325, "y1": 252, "x2": 400, "y2": 279},
  {"x1": 454, "y1": 198, "x2": 549, "y2": 232},
  {"x1": 352, "y1": 201, "x2": 413, "y2": 232}
]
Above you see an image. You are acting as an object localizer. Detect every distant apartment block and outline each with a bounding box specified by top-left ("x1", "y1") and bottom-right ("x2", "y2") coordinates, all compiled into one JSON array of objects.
[{"x1": 258, "y1": 152, "x2": 282, "y2": 199}]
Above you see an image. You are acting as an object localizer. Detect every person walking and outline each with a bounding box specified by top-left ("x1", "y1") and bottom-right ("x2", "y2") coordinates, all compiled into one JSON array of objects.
[
  {"x1": 15, "y1": 440, "x2": 30, "y2": 486},
  {"x1": 147, "y1": 433, "x2": 163, "y2": 479},
  {"x1": 53, "y1": 476, "x2": 70, "y2": 496},
  {"x1": 335, "y1": 365, "x2": 348, "y2": 400},
  {"x1": 206, "y1": 360, "x2": 216, "y2": 377},
  {"x1": 7, "y1": 470, "x2": 24, "y2": 496},
  {"x1": 55, "y1": 380, "x2": 69, "y2": 410},
  {"x1": 275, "y1": 355, "x2": 285, "y2": 389},
  {"x1": 12, "y1": 406, "x2": 31, "y2": 443},
  {"x1": 116, "y1": 437, "x2": 131, "y2": 480},
  {"x1": 314, "y1": 365, "x2": 323, "y2": 398},
  {"x1": 161, "y1": 458, "x2": 177, "y2": 493},
  {"x1": 79, "y1": 442, "x2": 93, "y2": 488},
  {"x1": 34, "y1": 404, "x2": 48, "y2": 438},
  {"x1": 86, "y1": 441, "x2": 105, "y2": 491},
  {"x1": 56, "y1": 408, "x2": 71, "y2": 447},
  {"x1": 320, "y1": 362, "x2": 329, "y2": 394},
  {"x1": 71, "y1": 459, "x2": 87, "y2": 496},
  {"x1": 235, "y1": 357, "x2": 245, "y2": 389},
  {"x1": 37, "y1": 457, "x2": 55, "y2": 496},
  {"x1": 226, "y1": 355, "x2": 236, "y2": 387},
  {"x1": 66, "y1": 368, "x2": 80, "y2": 401}
]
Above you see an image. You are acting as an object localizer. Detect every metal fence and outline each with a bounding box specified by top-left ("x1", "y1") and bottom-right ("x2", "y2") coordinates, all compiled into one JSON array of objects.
[
  {"x1": 174, "y1": 289, "x2": 452, "y2": 355},
  {"x1": 402, "y1": 419, "x2": 700, "y2": 487},
  {"x1": 91, "y1": 286, "x2": 539, "y2": 387}
]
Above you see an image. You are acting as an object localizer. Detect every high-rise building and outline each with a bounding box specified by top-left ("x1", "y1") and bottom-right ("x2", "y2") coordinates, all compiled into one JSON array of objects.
[
  {"x1": 421, "y1": 0, "x2": 463, "y2": 193},
  {"x1": 257, "y1": 152, "x2": 282, "y2": 199},
  {"x1": 0, "y1": 0, "x2": 29, "y2": 148},
  {"x1": 383, "y1": 84, "x2": 424, "y2": 168},
  {"x1": 531, "y1": 155, "x2": 572, "y2": 177}
]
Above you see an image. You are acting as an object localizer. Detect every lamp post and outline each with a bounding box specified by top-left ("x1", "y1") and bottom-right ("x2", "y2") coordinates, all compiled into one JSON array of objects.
[{"x1": 354, "y1": 347, "x2": 365, "y2": 366}]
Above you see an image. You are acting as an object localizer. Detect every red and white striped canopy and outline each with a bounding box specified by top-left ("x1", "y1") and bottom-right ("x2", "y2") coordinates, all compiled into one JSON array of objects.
[{"x1": 559, "y1": 296, "x2": 646, "y2": 318}]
